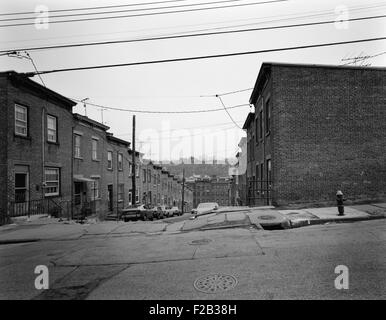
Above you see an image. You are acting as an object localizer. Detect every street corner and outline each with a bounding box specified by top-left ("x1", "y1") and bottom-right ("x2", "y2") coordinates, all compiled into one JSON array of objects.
[{"x1": 247, "y1": 210, "x2": 291, "y2": 230}]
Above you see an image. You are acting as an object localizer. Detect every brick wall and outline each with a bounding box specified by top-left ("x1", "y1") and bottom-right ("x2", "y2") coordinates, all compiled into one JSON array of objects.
[{"x1": 272, "y1": 65, "x2": 386, "y2": 205}]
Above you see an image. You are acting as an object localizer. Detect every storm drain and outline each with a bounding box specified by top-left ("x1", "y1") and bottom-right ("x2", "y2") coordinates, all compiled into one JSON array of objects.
[
  {"x1": 189, "y1": 239, "x2": 212, "y2": 245},
  {"x1": 257, "y1": 215, "x2": 277, "y2": 220},
  {"x1": 194, "y1": 274, "x2": 238, "y2": 293}
]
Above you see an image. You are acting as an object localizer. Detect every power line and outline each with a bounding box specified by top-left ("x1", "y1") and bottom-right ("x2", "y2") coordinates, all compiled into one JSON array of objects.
[
  {"x1": 217, "y1": 95, "x2": 243, "y2": 129},
  {"x1": 0, "y1": 0, "x2": 243, "y2": 22},
  {"x1": 24, "y1": 36, "x2": 386, "y2": 76},
  {"x1": 0, "y1": 0, "x2": 190, "y2": 16},
  {"x1": 0, "y1": 0, "x2": 288, "y2": 28},
  {"x1": 118, "y1": 119, "x2": 245, "y2": 136},
  {"x1": 3, "y1": 13, "x2": 386, "y2": 53},
  {"x1": 2, "y1": 2, "x2": 383, "y2": 47},
  {"x1": 72, "y1": 98, "x2": 250, "y2": 114}
]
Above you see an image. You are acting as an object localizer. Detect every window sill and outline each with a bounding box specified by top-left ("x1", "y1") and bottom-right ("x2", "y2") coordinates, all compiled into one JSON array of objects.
[
  {"x1": 47, "y1": 141, "x2": 59, "y2": 145},
  {"x1": 74, "y1": 157, "x2": 83, "y2": 160},
  {"x1": 92, "y1": 158, "x2": 100, "y2": 162},
  {"x1": 107, "y1": 168, "x2": 114, "y2": 171},
  {"x1": 14, "y1": 134, "x2": 31, "y2": 140}
]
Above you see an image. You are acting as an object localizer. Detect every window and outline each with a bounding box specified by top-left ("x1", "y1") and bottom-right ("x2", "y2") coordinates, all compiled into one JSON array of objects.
[
  {"x1": 47, "y1": 115, "x2": 57, "y2": 142},
  {"x1": 148, "y1": 169, "x2": 151, "y2": 183},
  {"x1": 118, "y1": 184, "x2": 124, "y2": 202},
  {"x1": 265, "y1": 98, "x2": 271, "y2": 133},
  {"x1": 128, "y1": 191, "x2": 132, "y2": 205},
  {"x1": 91, "y1": 178, "x2": 100, "y2": 199},
  {"x1": 74, "y1": 135, "x2": 81, "y2": 158},
  {"x1": 259, "y1": 110, "x2": 263, "y2": 139},
  {"x1": 136, "y1": 190, "x2": 139, "y2": 203},
  {"x1": 44, "y1": 168, "x2": 59, "y2": 197},
  {"x1": 143, "y1": 169, "x2": 147, "y2": 182},
  {"x1": 15, "y1": 104, "x2": 28, "y2": 136},
  {"x1": 92, "y1": 139, "x2": 98, "y2": 160},
  {"x1": 107, "y1": 151, "x2": 113, "y2": 169},
  {"x1": 118, "y1": 153, "x2": 123, "y2": 171},
  {"x1": 255, "y1": 116, "x2": 259, "y2": 144},
  {"x1": 136, "y1": 166, "x2": 139, "y2": 177},
  {"x1": 267, "y1": 159, "x2": 272, "y2": 182}
]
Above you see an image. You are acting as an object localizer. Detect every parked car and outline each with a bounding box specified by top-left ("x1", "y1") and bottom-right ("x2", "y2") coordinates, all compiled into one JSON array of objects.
[
  {"x1": 159, "y1": 205, "x2": 173, "y2": 218},
  {"x1": 149, "y1": 206, "x2": 165, "y2": 219},
  {"x1": 194, "y1": 202, "x2": 219, "y2": 215},
  {"x1": 170, "y1": 206, "x2": 182, "y2": 216},
  {"x1": 120, "y1": 204, "x2": 154, "y2": 221}
]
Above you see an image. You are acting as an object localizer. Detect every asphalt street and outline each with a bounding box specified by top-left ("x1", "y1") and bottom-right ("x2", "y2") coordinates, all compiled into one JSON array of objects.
[{"x1": 0, "y1": 218, "x2": 385, "y2": 300}]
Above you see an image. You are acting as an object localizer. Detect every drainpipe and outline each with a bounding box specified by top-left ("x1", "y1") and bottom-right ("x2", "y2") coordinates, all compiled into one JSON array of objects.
[{"x1": 70, "y1": 126, "x2": 74, "y2": 220}]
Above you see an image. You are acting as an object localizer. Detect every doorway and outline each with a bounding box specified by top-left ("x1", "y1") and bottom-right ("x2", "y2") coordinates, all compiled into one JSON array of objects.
[{"x1": 107, "y1": 184, "x2": 113, "y2": 212}]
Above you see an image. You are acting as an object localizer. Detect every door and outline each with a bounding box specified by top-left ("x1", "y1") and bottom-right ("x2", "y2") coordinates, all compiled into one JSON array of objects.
[
  {"x1": 14, "y1": 172, "x2": 29, "y2": 215},
  {"x1": 108, "y1": 184, "x2": 113, "y2": 212}
]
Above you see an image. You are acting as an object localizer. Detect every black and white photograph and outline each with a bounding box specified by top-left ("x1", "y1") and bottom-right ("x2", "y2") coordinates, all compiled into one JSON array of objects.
[{"x1": 0, "y1": 0, "x2": 385, "y2": 305}]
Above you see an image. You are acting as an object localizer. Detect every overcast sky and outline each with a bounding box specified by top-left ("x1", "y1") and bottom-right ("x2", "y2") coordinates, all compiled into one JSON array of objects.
[{"x1": 1, "y1": 0, "x2": 385, "y2": 162}]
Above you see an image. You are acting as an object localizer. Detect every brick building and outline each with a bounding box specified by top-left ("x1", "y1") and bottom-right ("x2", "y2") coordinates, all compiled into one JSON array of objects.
[
  {"x1": 0, "y1": 71, "x2": 76, "y2": 224},
  {"x1": 0, "y1": 71, "x2": 193, "y2": 224},
  {"x1": 188, "y1": 176, "x2": 231, "y2": 208},
  {"x1": 244, "y1": 62, "x2": 386, "y2": 206}
]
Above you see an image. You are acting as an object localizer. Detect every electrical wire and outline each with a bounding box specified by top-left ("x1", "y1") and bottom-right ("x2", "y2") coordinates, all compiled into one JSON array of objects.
[
  {"x1": 0, "y1": 0, "x2": 190, "y2": 16},
  {"x1": 217, "y1": 95, "x2": 243, "y2": 129},
  {"x1": 3, "y1": 13, "x2": 386, "y2": 53},
  {"x1": 72, "y1": 98, "x2": 250, "y2": 113},
  {"x1": 0, "y1": 0, "x2": 288, "y2": 28},
  {"x1": 2, "y1": 2, "x2": 383, "y2": 46},
  {"x1": 0, "y1": 0, "x2": 244, "y2": 22},
  {"x1": 23, "y1": 36, "x2": 386, "y2": 76}
]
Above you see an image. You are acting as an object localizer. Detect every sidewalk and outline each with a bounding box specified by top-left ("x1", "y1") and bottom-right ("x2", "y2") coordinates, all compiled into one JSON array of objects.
[{"x1": 0, "y1": 203, "x2": 385, "y2": 243}]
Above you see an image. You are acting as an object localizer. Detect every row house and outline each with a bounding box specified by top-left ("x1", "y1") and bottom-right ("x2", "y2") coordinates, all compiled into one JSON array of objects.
[
  {"x1": 0, "y1": 71, "x2": 76, "y2": 224},
  {"x1": 0, "y1": 71, "x2": 193, "y2": 224},
  {"x1": 244, "y1": 62, "x2": 386, "y2": 206}
]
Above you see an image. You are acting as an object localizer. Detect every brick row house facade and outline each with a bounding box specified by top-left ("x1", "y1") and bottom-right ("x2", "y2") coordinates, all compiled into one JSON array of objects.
[
  {"x1": 0, "y1": 71, "x2": 192, "y2": 224},
  {"x1": 243, "y1": 62, "x2": 386, "y2": 206}
]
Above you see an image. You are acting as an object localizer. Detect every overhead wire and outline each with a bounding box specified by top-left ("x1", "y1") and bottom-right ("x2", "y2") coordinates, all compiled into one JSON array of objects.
[
  {"x1": 2, "y1": 13, "x2": 386, "y2": 53},
  {"x1": 22, "y1": 36, "x2": 386, "y2": 76},
  {"x1": 0, "y1": 0, "x2": 288, "y2": 28}
]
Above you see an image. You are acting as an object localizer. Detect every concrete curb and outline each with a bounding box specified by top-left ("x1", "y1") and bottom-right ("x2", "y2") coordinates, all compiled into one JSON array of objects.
[
  {"x1": 290, "y1": 214, "x2": 386, "y2": 228},
  {"x1": 0, "y1": 238, "x2": 41, "y2": 245}
]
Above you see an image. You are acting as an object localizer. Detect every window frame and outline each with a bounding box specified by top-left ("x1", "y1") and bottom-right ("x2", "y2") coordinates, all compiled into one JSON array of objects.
[
  {"x1": 118, "y1": 183, "x2": 124, "y2": 202},
  {"x1": 118, "y1": 153, "x2": 123, "y2": 171},
  {"x1": 91, "y1": 178, "x2": 100, "y2": 200},
  {"x1": 74, "y1": 134, "x2": 81, "y2": 158},
  {"x1": 14, "y1": 104, "x2": 28, "y2": 137},
  {"x1": 46, "y1": 114, "x2": 58, "y2": 143},
  {"x1": 44, "y1": 167, "x2": 60, "y2": 197},
  {"x1": 91, "y1": 139, "x2": 98, "y2": 160},
  {"x1": 107, "y1": 151, "x2": 113, "y2": 170},
  {"x1": 265, "y1": 98, "x2": 271, "y2": 134}
]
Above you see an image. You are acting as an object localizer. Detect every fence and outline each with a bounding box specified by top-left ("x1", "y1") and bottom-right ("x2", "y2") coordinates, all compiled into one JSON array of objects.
[
  {"x1": 8, "y1": 198, "x2": 72, "y2": 220},
  {"x1": 247, "y1": 180, "x2": 273, "y2": 206}
]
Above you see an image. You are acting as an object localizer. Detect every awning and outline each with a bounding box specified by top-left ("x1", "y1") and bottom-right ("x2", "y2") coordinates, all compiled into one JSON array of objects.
[{"x1": 73, "y1": 175, "x2": 94, "y2": 182}]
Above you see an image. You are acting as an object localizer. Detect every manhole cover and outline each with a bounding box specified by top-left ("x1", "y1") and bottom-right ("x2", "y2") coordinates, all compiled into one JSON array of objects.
[
  {"x1": 194, "y1": 274, "x2": 237, "y2": 293},
  {"x1": 258, "y1": 215, "x2": 276, "y2": 220},
  {"x1": 189, "y1": 239, "x2": 212, "y2": 245}
]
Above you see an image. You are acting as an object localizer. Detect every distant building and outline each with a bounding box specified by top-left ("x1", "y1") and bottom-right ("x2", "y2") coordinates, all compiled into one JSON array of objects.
[
  {"x1": 187, "y1": 176, "x2": 231, "y2": 208},
  {"x1": 244, "y1": 62, "x2": 386, "y2": 206}
]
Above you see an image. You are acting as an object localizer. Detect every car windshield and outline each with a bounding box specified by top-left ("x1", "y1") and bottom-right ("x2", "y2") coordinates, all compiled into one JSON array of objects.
[{"x1": 197, "y1": 203, "x2": 217, "y2": 208}]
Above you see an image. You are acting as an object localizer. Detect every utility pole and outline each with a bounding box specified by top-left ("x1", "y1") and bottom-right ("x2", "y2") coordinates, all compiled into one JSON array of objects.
[
  {"x1": 131, "y1": 115, "x2": 136, "y2": 207},
  {"x1": 181, "y1": 168, "x2": 185, "y2": 214}
]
